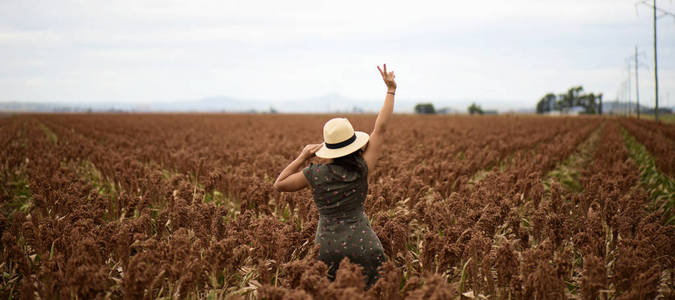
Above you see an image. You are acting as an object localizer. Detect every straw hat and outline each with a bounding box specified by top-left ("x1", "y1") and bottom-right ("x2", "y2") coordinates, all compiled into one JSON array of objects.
[{"x1": 315, "y1": 118, "x2": 369, "y2": 159}]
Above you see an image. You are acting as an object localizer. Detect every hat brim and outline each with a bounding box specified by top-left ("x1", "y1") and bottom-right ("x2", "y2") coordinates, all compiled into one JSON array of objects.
[{"x1": 315, "y1": 131, "x2": 369, "y2": 159}]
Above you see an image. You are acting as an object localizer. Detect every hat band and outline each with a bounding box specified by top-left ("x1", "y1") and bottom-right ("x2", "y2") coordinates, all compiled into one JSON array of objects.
[{"x1": 325, "y1": 134, "x2": 356, "y2": 149}]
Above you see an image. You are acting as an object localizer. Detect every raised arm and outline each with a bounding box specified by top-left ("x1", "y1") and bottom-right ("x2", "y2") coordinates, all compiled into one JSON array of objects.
[
  {"x1": 274, "y1": 143, "x2": 322, "y2": 192},
  {"x1": 363, "y1": 64, "x2": 396, "y2": 172}
]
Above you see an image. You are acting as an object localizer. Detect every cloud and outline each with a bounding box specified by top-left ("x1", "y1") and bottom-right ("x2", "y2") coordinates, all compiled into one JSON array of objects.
[{"x1": 0, "y1": 0, "x2": 673, "y2": 110}]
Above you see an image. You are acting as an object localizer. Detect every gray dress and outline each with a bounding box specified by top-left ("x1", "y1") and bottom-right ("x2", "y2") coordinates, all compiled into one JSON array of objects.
[{"x1": 303, "y1": 156, "x2": 385, "y2": 287}]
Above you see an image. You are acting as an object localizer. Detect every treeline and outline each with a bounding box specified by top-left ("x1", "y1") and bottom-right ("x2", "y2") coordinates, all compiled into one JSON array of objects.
[
  {"x1": 414, "y1": 102, "x2": 486, "y2": 115},
  {"x1": 536, "y1": 86, "x2": 603, "y2": 114}
]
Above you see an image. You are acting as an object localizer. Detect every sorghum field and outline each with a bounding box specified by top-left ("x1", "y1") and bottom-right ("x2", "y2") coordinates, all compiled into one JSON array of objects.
[{"x1": 1, "y1": 114, "x2": 674, "y2": 299}]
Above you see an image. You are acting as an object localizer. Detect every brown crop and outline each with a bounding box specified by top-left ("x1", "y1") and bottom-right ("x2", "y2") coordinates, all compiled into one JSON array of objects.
[
  {"x1": 619, "y1": 118, "x2": 675, "y2": 177},
  {"x1": 1, "y1": 114, "x2": 673, "y2": 299}
]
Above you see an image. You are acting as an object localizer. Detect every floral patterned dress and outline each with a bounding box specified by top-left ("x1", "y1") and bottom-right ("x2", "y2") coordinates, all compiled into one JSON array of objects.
[{"x1": 302, "y1": 156, "x2": 385, "y2": 287}]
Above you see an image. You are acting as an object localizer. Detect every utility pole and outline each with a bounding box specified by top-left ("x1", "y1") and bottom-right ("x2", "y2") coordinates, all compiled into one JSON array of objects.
[
  {"x1": 635, "y1": 46, "x2": 640, "y2": 119},
  {"x1": 637, "y1": 0, "x2": 674, "y2": 121},
  {"x1": 627, "y1": 62, "x2": 632, "y2": 116},
  {"x1": 627, "y1": 46, "x2": 646, "y2": 119},
  {"x1": 653, "y1": 0, "x2": 659, "y2": 122}
]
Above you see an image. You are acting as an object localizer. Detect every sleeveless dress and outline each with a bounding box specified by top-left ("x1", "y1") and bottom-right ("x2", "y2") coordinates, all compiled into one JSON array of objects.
[{"x1": 302, "y1": 156, "x2": 386, "y2": 287}]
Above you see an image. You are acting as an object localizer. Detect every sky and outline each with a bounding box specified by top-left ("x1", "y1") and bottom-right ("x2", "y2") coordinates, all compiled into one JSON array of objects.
[{"x1": 0, "y1": 0, "x2": 674, "y2": 112}]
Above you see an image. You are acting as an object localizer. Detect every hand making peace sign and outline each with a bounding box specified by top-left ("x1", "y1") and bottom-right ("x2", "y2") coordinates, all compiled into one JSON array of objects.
[{"x1": 377, "y1": 64, "x2": 396, "y2": 92}]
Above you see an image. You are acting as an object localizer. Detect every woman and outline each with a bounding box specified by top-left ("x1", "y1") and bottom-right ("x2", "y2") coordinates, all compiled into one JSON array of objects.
[{"x1": 273, "y1": 64, "x2": 396, "y2": 287}]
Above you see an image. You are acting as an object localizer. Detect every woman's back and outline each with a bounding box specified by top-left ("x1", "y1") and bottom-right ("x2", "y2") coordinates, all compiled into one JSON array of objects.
[
  {"x1": 273, "y1": 63, "x2": 396, "y2": 289},
  {"x1": 303, "y1": 155, "x2": 385, "y2": 287},
  {"x1": 304, "y1": 155, "x2": 368, "y2": 216}
]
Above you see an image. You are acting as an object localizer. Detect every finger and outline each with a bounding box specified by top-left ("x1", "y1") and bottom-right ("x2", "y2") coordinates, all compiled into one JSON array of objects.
[
  {"x1": 377, "y1": 65, "x2": 384, "y2": 77},
  {"x1": 383, "y1": 64, "x2": 387, "y2": 75}
]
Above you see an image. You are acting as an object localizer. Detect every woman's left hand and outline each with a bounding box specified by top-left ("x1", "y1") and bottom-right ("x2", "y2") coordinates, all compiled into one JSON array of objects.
[
  {"x1": 377, "y1": 64, "x2": 396, "y2": 92},
  {"x1": 300, "y1": 144, "x2": 322, "y2": 160}
]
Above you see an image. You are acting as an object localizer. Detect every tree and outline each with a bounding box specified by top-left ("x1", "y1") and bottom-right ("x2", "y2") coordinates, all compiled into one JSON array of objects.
[
  {"x1": 536, "y1": 93, "x2": 557, "y2": 114},
  {"x1": 557, "y1": 86, "x2": 584, "y2": 112},
  {"x1": 468, "y1": 102, "x2": 483, "y2": 115},
  {"x1": 414, "y1": 103, "x2": 436, "y2": 114},
  {"x1": 579, "y1": 93, "x2": 600, "y2": 114},
  {"x1": 536, "y1": 86, "x2": 602, "y2": 114}
]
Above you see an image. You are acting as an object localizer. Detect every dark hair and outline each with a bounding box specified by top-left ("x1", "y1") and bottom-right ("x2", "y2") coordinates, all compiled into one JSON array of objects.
[{"x1": 331, "y1": 149, "x2": 364, "y2": 175}]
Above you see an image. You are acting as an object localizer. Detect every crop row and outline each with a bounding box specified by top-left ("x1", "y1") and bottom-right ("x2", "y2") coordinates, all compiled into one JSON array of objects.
[
  {"x1": 619, "y1": 118, "x2": 675, "y2": 177},
  {"x1": 1, "y1": 114, "x2": 672, "y2": 299}
]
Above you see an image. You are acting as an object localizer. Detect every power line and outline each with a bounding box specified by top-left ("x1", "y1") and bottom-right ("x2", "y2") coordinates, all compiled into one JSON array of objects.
[{"x1": 637, "y1": 0, "x2": 675, "y2": 18}]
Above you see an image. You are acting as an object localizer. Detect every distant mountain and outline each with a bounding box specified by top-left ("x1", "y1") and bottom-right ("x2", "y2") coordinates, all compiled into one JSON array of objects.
[
  {"x1": 0, "y1": 101, "x2": 142, "y2": 112},
  {"x1": 0, "y1": 95, "x2": 420, "y2": 113},
  {"x1": 0, "y1": 98, "x2": 269, "y2": 113},
  {"x1": 0, "y1": 101, "x2": 88, "y2": 112},
  {"x1": 149, "y1": 94, "x2": 388, "y2": 113},
  {"x1": 149, "y1": 96, "x2": 264, "y2": 112},
  {"x1": 0, "y1": 96, "x2": 543, "y2": 114},
  {"x1": 259, "y1": 95, "x2": 451, "y2": 114},
  {"x1": 600, "y1": 100, "x2": 670, "y2": 114}
]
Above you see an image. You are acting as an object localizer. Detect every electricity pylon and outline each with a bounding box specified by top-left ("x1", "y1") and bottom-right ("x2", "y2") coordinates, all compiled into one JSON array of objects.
[{"x1": 636, "y1": 0, "x2": 675, "y2": 122}]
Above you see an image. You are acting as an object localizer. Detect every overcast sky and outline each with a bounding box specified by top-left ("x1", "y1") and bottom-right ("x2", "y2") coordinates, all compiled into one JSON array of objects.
[{"x1": 1, "y1": 0, "x2": 674, "y2": 111}]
